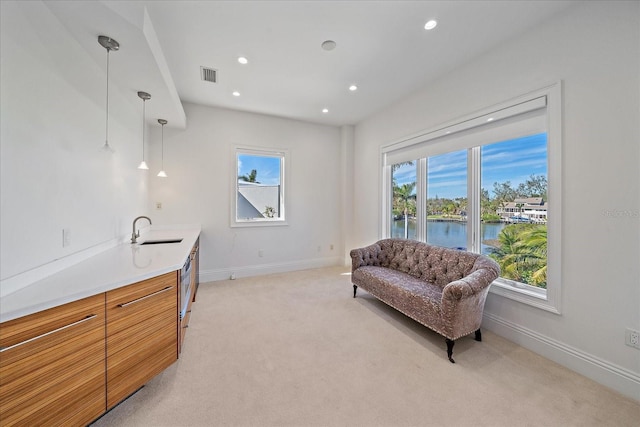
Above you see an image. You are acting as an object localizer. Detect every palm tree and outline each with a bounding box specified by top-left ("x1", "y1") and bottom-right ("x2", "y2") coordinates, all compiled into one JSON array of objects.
[
  {"x1": 391, "y1": 161, "x2": 414, "y2": 183},
  {"x1": 520, "y1": 226, "x2": 547, "y2": 286},
  {"x1": 394, "y1": 182, "x2": 416, "y2": 238},
  {"x1": 490, "y1": 225, "x2": 523, "y2": 280},
  {"x1": 239, "y1": 169, "x2": 259, "y2": 183},
  {"x1": 490, "y1": 224, "x2": 547, "y2": 288}
]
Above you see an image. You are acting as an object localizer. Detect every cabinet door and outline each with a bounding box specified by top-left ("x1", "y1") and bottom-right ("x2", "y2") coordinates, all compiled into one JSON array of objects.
[
  {"x1": 190, "y1": 238, "x2": 199, "y2": 301},
  {"x1": 0, "y1": 294, "x2": 106, "y2": 427},
  {"x1": 106, "y1": 271, "x2": 178, "y2": 409},
  {"x1": 179, "y1": 303, "x2": 191, "y2": 353},
  {"x1": 179, "y1": 240, "x2": 199, "y2": 353}
]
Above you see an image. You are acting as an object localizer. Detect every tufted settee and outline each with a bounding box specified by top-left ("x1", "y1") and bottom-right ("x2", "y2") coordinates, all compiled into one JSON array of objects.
[{"x1": 350, "y1": 238, "x2": 500, "y2": 363}]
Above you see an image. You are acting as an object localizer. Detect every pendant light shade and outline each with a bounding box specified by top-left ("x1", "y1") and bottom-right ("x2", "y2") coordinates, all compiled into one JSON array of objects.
[
  {"x1": 157, "y1": 119, "x2": 168, "y2": 178},
  {"x1": 137, "y1": 91, "x2": 151, "y2": 170},
  {"x1": 98, "y1": 35, "x2": 119, "y2": 153}
]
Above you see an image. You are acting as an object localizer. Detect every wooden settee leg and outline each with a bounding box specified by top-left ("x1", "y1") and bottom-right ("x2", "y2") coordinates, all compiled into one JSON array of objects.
[
  {"x1": 445, "y1": 338, "x2": 455, "y2": 363},
  {"x1": 353, "y1": 285, "x2": 357, "y2": 298},
  {"x1": 475, "y1": 329, "x2": 482, "y2": 342}
]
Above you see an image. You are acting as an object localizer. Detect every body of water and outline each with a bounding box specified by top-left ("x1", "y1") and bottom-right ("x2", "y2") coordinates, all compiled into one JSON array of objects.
[{"x1": 391, "y1": 219, "x2": 505, "y2": 255}]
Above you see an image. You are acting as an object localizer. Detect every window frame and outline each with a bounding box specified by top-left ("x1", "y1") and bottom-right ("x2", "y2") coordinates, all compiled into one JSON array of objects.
[
  {"x1": 231, "y1": 146, "x2": 289, "y2": 228},
  {"x1": 380, "y1": 82, "x2": 562, "y2": 314}
]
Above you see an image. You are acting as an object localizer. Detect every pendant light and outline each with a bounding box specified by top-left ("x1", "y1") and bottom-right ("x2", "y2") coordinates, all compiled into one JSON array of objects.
[
  {"x1": 157, "y1": 119, "x2": 168, "y2": 177},
  {"x1": 98, "y1": 35, "x2": 119, "y2": 153},
  {"x1": 137, "y1": 91, "x2": 151, "y2": 170}
]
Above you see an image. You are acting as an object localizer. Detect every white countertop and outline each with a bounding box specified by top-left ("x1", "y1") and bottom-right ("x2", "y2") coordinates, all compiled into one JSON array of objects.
[{"x1": 0, "y1": 226, "x2": 201, "y2": 323}]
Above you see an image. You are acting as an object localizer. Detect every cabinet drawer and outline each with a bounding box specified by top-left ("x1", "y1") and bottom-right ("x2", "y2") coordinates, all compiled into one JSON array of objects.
[
  {"x1": 0, "y1": 294, "x2": 106, "y2": 427},
  {"x1": 106, "y1": 272, "x2": 178, "y2": 408}
]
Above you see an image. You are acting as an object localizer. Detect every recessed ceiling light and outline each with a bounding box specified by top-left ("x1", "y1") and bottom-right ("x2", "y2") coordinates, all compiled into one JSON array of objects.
[
  {"x1": 322, "y1": 108, "x2": 329, "y2": 114},
  {"x1": 238, "y1": 57, "x2": 248, "y2": 64},
  {"x1": 349, "y1": 85, "x2": 358, "y2": 91},
  {"x1": 487, "y1": 117, "x2": 494, "y2": 122},
  {"x1": 321, "y1": 40, "x2": 337, "y2": 51},
  {"x1": 232, "y1": 91, "x2": 240, "y2": 97},
  {"x1": 424, "y1": 20, "x2": 438, "y2": 30}
]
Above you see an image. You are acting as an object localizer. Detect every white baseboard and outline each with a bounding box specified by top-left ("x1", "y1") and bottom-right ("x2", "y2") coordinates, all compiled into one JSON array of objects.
[
  {"x1": 199, "y1": 256, "x2": 343, "y2": 283},
  {"x1": 482, "y1": 312, "x2": 640, "y2": 402}
]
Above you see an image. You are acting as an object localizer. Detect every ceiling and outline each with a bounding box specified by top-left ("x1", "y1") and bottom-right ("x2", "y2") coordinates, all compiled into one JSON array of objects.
[{"x1": 44, "y1": 0, "x2": 576, "y2": 128}]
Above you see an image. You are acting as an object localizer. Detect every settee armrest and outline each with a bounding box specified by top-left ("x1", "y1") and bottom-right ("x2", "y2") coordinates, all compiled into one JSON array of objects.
[
  {"x1": 350, "y1": 242, "x2": 383, "y2": 273},
  {"x1": 442, "y1": 257, "x2": 500, "y2": 301},
  {"x1": 440, "y1": 257, "x2": 500, "y2": 340},
  {"x1": 442, "y1": 272, "x2": 492, "y2": 301}
]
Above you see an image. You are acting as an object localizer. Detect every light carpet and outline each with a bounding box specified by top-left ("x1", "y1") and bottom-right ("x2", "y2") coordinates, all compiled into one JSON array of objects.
[{"x1": 92, "y1": 266, "x2": 639, "y2": 427}]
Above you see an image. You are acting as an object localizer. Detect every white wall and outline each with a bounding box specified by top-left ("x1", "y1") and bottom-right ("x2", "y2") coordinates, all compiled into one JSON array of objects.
[
  {"x1": 147, "y1": 103, "x2": 343, "y2": 281},
  {"x1": 0, "y1": 1, "x2": 149, "y2": 282},
  {"x1": 1, "y1": 1, "x2": 344, "y2": 287},
  {"x1": 353, "y1": 1, "x2": 639, "y2": 398}
]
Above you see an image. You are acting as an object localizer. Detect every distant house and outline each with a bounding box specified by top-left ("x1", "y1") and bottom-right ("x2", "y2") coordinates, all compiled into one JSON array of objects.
[
  {"x1": 237, "y1": 181, "x2": 281, "y2": 219},
  {"x1": 496, "y1": 197, "x2": 547, "y2": 223}
]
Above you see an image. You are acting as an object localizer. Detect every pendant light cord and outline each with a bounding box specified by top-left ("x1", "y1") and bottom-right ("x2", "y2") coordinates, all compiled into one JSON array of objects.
[
  {"x1": 105, "y1": 49, "x2": 110, "y2": 146},
  {"x1": 142, "y1": 99, "x2": 146, "y2": 160}
]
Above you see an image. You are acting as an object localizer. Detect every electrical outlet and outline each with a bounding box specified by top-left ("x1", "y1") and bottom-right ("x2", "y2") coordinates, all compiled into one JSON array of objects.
[
  {"x1": 230, "y1": 273, "x2": 236, "y2": 280},
  {"x1": 156, "y1": 202, "x2": 162, "y2": 210},
  {"x1": 625, "y1": 328, "x2": 640, "y2": 349}
]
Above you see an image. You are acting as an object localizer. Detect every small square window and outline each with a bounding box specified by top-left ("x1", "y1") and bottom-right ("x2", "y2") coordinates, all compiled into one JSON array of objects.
[{"x1": 232, "y1": 148, "x2": 288, "y2": 227}]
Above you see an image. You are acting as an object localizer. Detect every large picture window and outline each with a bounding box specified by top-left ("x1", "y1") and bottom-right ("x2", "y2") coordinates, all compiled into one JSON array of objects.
[
  {"x1": 232, "y1": 147, "x2": 288, "y2": 227},
  {"x1": 381, "y1": 83, "x2": 562, "y2": 313}
]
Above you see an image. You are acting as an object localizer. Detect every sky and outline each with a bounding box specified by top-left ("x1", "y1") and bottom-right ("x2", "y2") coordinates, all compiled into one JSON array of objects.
[
  {"x1": 393, "y1": 133, "x2": 548, "y2": 200},
  {"x1": 237, "y1": 154, "x2": 281, "y2": 185}
]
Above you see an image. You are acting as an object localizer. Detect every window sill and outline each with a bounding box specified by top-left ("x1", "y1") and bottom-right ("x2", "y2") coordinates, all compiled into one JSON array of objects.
[
  {"x1": 489, "y1": 278, "x2": 560, "y2": 314},
  {"x1": 230, "y1": 220, "x2": 289, "y2": 228}
]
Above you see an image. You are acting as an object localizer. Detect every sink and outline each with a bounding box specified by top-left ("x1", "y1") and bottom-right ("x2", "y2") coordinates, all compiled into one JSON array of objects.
[{"x1": 140, "y1": 238, "x2": 183, "y2": 245}]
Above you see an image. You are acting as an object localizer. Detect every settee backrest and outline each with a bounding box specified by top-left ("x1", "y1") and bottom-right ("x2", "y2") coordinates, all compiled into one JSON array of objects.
[{"x1": 376, "y1": 239, "x2": 482, "y2": 289}]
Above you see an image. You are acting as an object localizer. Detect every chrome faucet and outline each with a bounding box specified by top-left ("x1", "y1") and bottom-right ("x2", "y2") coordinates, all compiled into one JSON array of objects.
[{"x1": 131, "y1": 216, "x2": 152, "y2": 243}]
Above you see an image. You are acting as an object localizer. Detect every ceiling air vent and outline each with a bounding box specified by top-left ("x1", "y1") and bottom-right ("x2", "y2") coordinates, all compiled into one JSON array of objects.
[{"x1": 200, "y1": 66, "x2": 218, "y2": 83}]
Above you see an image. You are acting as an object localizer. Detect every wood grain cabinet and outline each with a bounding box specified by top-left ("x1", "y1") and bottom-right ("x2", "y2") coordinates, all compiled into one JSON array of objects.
[
  {"x1": 0, "y1": 248, "x2": 193, "y2": 424},
  {"x1": 0, "y1": 294, "x2": 106, "y2": 427},
  {"x1": 106, "y1": 271, "x2": 178, "y2": 409}
]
